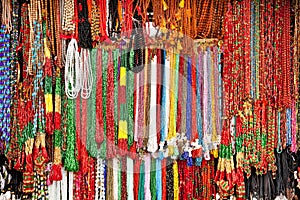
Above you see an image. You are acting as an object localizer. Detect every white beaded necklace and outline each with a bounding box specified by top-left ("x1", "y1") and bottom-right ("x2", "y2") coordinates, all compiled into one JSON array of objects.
[
  {"x1": 147, "y1": 55, "x2": 158, "y2": 153},
  {"x1": 80, "y1": 48, "x2": 93, "y2": 99},
  {"x1": 65, "y1": 39, "x2": 81, "y2": 99},
  {"x1": 95, "y1": 156, "x2": 106, "y2": 200}
]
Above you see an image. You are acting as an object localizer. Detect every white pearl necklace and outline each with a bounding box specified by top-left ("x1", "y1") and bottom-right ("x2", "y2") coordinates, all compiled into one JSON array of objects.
[
  {"x1": 95, "y1": 157, "x2": 106, "y2": 200},
  {"x1": 80, "y1": 48, "x2": 93, "y2": 99},
  {"x1": 65, "y1": 39, "x2": 81, "y2": 99}
]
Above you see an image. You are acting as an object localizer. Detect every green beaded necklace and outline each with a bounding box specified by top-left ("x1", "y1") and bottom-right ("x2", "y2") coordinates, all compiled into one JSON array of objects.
[
  {"x1": 87, "y1": 48, "x2": 98, "y2": 157},
  {"x1": 99, "y1": 49, "x2": 108, "y2": 159}
]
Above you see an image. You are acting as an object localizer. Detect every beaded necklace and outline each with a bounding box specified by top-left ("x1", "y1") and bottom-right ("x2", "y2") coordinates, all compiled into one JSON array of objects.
[
  {"x1": 86, "y1": 48, "x2": 98, "y2": 157},
  {"x1": 127, "y1": 157, "x2": 134, "y2": 200},
  {"x1": 150, "y1": 157, "x2": 156, "y2": 200},
  {"x1": 185, "y1": 56, "x2": 193, "y2": 165},
  {"x1": 64, "y1": 97, "x2": 79, "y2": 171},
  {"x1": 144, "y1": 155, "x2": 151, "y2": 200},
  {"x1": 161, "y1": 50, "x2": 170, "y2": 153},
  {"x1": 50, "y1": 70, "x2": 63, "y2": 181},
  {"x1": 190, "y1": 54, "x2": 199, "y2": 153},
  {"x1": 291, "y1": 101, "x2": 297, "y2": 152},
  {"x1": 113, "y1": 49, "x2": 119, "y2": 146},
  {"x1": 108, "y1": 0, "x2": 121, "y2": 37},
  {"x1": 62, "y1": 0, "x2": 76, "y2": 34},
  {"x1": 95, "y1": 157, "x2": 106, "y2": 200},
  {"x1": 126, "y1": 50, "x2": 134, "y2": 149},
  {"x1": 0, "y1": 25, "x2": 11, "y2": 151},
  {"x1": 122, "y1": 0, "x2": 133, "y2": 38},
  {"x1": 106, "y1": 50, "x2": 116, "y2": 159},
  {"x1": 173, "y1": 160, "x2": 179, "y2": 200},
  {"x1": 121, "y1": 157, "x2": 127, "y2": 200},
  {"x1": 90, "y1": 0, "x2": 101, "y2": 42},
  {"x1": 156, "y1": 50, "x2": 161, "y2": 145},
  {"x1": 161, "y1": 159, "x2": 167, "y2": 200},
  {"x1": 156, "y1": 158, "x2": 162, "y2": 200},
  {"x1": 77, "y1": 0, "x2": 93, "y2": 48},
  {"x1": 143, "y1": 48, "x2": 151, "y2": 150},
  {"x1": 98, "y1": 0, "x2": 108, "y2": 40},
  {"x1": 202, "y1": 50, "x2": 211, "y2": 159},
  {"x1": 88, "y1": 156, "x2": 96, "y2": 200},
  {"x1": 136, "y1": 58, "x2": 145, "y2": 149},
  {"x1": 44, "y1": 31, "x2": 54, "y2": 136},
  {"x1": 118, "y1": 49, "x2": 128, "y2": 156},
  {"x1": 160, "y1": 50, "x2": 168, "y2": 156},
  {"x1": 6, "y1": 0, "x2": 20, "y2": 159},
  {"x1": 147, "y1": 54, "x2": 158, "y2": 153},
  {"x1": 166, "y1": 158, "x2": 174, "y2": 199},
  {"x1": 134, "y1": 159, "x2": 141, "y2": 200},
  {"x1": 96, "y1": 48, "x2": 104, "y2": 146},
  {"x1": 30, "y1": 3, "x2": 44, "y2": 138},
  {"x1": 168, "y1": 52, "x2": 180, "y2": 159},
  {"x1": 100, "y1": 49, "x2": 108, "y2": 158},
  {"x1": 2, "y1": 0, "x2": 12, "y2": 32}
]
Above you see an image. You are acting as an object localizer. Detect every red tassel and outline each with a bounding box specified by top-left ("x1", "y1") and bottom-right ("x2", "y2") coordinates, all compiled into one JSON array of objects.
[
  {"x1": 118, "y1": 139, "x2": 127, "y2": 157},
  {"x1": 41, "y1": 147, "x2": 49, "y2": 163},
  {"x1": 46, "y1": 113, "x2": 54, "y2": 134},
  {"x1": 214, "y1": 170, "x2": 220, "y2": 183},
  {"x1": 134, "y1": 159, "x2": 140, "y2": 200},
  {"x1": 162, "y1": 159, "x2": 167, "y2": 200},
  {"x1": 128, "y1": 142, "x2": 137, "y2": 160},
  {"x1": 226, "y1": 171, "x2": 233, "y2": 190},
  {"x1": 44, "y1": 59, "x2": 52, "y2": 76},
  {"x1": 192, "y1": 148, "x2": 202, "y2": 158},
  {"x1": 14, "y1": 159, "x2": 21, "y2": 171},
  {"x1": 25, "y1": 154, "x2": 33, "y2": 172},
  {"x1": 33, "y1": 148, "x2": 39, "y2": 162},
  {"x1": 220, "y1": 171, "x2": 225, "y2": 180},
  {"x1": 50, "y1": 164, "x2": 62, "y2": 181},
  {"x1": 81, "y1": 147, "x2": 89, "y2": 174},
  {"x1": 54, "y1": 112, "x2": 61, "y2": 130}
]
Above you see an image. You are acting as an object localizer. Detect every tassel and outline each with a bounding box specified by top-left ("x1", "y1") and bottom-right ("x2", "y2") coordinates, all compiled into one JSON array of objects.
[
  {"x1": 195, "y1": 157, "x2": 202, "y2": 166},
  {"x1": 187, "y1": 156, "x2": 193, "y2": 167},
  {"x1": 162, "y1": 0, "x2": 168, "y2": 11},
  {"x1": 127, "y1": 157, "x2": 134, "y2": 200},
  {"x1": 181, "y1": 151, "x2": 189, "y2": 160},
  {"x1": 179, "y1": 0, "x2": 184, "y2": 8},
  {"x1": 50, "y1": 164, "x2": 62, "y2": 181}
]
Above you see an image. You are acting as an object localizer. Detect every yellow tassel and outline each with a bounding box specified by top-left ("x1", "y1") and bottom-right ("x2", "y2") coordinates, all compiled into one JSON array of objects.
[
  {"x1": 179, "y1": 0, "x2": 184, "y2": 8},
  {"x1": 118, "y1": 120, "x2": 128, "y2": 139},
  {"x1": 173, "y1": 161, "x2": 179, "y2": 200},
  {"x1": 44, "y1": 38, "x2": 51, "y2": 58},
  {"x1": 177, "y1": 42, "x2": 183, "y2": 51},
  {"x1": 168, "y1": 145, "x2": 174, "y2": 156},
  {"x1": 211, "y1": 149, "x2": 218, "y2": 158},
  {"x1": 120, "y1": 67, "x2": 127, "y2": 86},
  {"x1": 171, "y1": 23, "x2": 176, "y2": 30},
  {"x1": 45, "y1": 94, "x2": 53, "y2": 113},
  {"x1": 168, "y1": 53, "x2": 176, "y2": 140},
  {"x1": 163, "y1": 0, "x2": 168, "y2": 11}
]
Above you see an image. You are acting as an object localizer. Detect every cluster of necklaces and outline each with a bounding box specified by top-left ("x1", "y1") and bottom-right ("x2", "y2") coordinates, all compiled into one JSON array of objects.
[{"x1": 0, "y1": 0, "x2": 300, "y2": 199}]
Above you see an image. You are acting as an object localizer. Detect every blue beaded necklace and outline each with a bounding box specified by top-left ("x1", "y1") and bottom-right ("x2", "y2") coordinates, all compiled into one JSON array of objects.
[
  {"x1": 0, "y1": 24, "x2": 11, "y2": 150},
  {"x1": 31, "y1": 21, "x2": 45, "y2": 136}
]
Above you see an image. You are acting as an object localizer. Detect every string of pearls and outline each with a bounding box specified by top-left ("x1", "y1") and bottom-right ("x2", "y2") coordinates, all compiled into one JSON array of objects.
[
  {"x1": 65, "y1": 39, "x2": 81, "y2": 99},
  {"x1": 65, "y1": 40, "x2": 93, "y2": 99},
  {"x1": 95, "y1": 156, "x2": 106, "y2": 200},
  {"x1": 80, "y1": 49, "x2": 93, "y2": 99}
]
